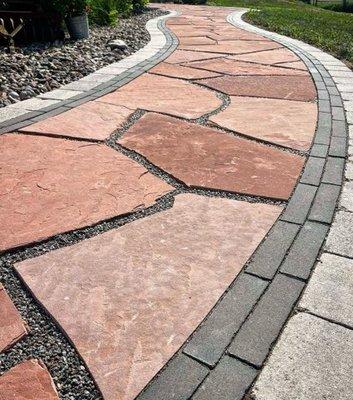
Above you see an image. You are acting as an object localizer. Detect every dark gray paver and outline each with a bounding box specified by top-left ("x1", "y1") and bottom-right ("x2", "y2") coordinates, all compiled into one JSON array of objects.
[
  {"x1": 246, "y1": 222, "x2": 300, "y2": 280},
  {"x1": 329, "y1": 135, "x2": 347, "y2": 157},
  {"x1": 192, "y1": 356, "x2": 257, "y2": 400},
  {"x1": 328, "y1": 86, "x2": 340, "y2": 96},
  {"x1": 332, "y1": 119, "x2": 347, "y2": 137},
  {"x1": 300, "y1": 157, "x2": 325, "y2": 186},
  {"x1": 317, "y1": 90, "x2": 329, "y2": 100},
  {"x1": 183, "y1": 274, "x2": 268, "y2": 367},
  {"x1": 310, "y1": 144, "x2": 328, "y2": 158},
  {"x1": 331, "y1": 106, "x2": 345, "y2": 121},
  {"x1": 280, "y1": 183, "x2": 317, "y2": 225},
  {"x1": 280, "y1": 221, "x2": 329, "y2": 280},
  {"x1": 314, "y1": 113, "x2": 331, "y2": 145},
  {"x1": 137, "y1": 354, "x2": 209, "y2": 400},
  {"x1": 330, "y1": 95, "x2": 343, "y2": 107},
  {"x1": 318, "y1": 100, "x2": 330, "y2": 113},
  {"x1": 322, "y1": 157, "x2": 345, "y2": 185},
  {"x1": 309, "y1": 183, "x2": 341, "y2": 224},
  {"x1": 228, "y1": 274, "x2": 305, "y2": 367}
]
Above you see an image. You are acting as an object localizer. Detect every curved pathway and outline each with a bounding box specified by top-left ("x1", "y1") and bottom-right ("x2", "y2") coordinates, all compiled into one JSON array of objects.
[{"x1": 0, "y1": 4, "x2": 350, "y2": 400}]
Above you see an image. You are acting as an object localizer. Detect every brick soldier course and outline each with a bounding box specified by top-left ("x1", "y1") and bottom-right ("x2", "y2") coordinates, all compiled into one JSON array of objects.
[{"x1": 0, "y1": 4, "x2": 351, "y2": 400}]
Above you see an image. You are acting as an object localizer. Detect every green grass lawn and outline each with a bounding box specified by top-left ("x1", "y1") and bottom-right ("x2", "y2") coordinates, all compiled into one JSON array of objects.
[{"x1": 208, "y1": 0, "x2": 353, "y2": 67}]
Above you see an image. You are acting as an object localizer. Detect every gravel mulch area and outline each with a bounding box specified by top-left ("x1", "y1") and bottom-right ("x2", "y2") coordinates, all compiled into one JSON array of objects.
[{"x1": 0, "y1": 8, "x2": 166, "y2": 108}]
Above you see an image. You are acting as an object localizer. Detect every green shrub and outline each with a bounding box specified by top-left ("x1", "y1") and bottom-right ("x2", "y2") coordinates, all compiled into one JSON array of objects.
[
  {"x1": 88, "y1": 0, "x2": 120, "y2": 25},
  {"x1": 132, "y1": 0, "x2": 149, "y2": 12},
  {"x1": 47, "y1": 0, "x2": 88, "y2": 17}
]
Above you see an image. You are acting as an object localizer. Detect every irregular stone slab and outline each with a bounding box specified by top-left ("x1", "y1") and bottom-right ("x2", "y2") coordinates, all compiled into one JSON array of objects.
[
  {"x1": 16, "y1": 194, "x2": 281, "y2": 400},
  {"x1": 0, "y1": 359, "x2": 59, "y2": 400},
  {"x1": 179, "y1": 36, "x2": 217, "y2": 46},
  {"x1": 165, "y1": 49, "x2": 226, "y2": 64},
  {"x1": 300, "y1": 253, "x2": 353, "y2": 328},
  {"x1": 231, "y1": 48, "x2": 300, "y2": 64},
  {"x1": 210, "y1": 96, "x2": 317, "y2": 150},
  {"x1": 199, "y1": 75, "x2": 317, "y2": 102},
  {"x1": 207, "y1": 30, "x2": 271, "y2": 42},
  {"x1": 119, "y1": 113, "x2": 304, "y2": 200},
  {"x1": 150, "y1": 62, "x2": 220, "y2": 80},
  {"x1": 187, "y1": 58, "x2": 308, "y2": 76},
  {"x1": 99, "y1": 73, "x2": 222, "y2": 119},
  {"x1": 0, "y1": 283, "x2": 28, "y2": 352},
  {"x1": 252, "y1": 313, "x2": 353, "y2": 400},
  {"x1": 277, "y1": 60, "x2": 308, "y2": 70},
  {"x1": 0, "y1": 134, "x2": 172, "y2": 251},
  {"x1": 180, "y1": 40, "x2": 282, "y2": 55},
  {"x1": 21, "y1": 101, "x2": 134, "y2": 140}
]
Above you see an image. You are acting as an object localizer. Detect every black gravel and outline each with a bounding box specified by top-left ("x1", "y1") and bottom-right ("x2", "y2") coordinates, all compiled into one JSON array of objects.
[{"x1": 0, "y1": 8, "x2": 166, "y2": 108}]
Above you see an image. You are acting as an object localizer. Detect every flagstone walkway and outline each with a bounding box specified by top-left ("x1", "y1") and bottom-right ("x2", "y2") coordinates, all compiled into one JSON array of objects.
[{"x1": 1, "y1": 4, "x2": 348, "y2": 400}]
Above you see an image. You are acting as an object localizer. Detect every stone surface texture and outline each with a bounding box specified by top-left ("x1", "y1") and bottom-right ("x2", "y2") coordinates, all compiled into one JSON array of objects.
[
  {"x1": 99, "y1": 73, "x2": 223, "y2": 119},
  {"x1": 252, "y1": 313, "x2": 353, "y2": 400},
  {"x1": 0, "y1": 283, "x2": 28, "y2": 352},
  {"x1": 119, "y1": 113, "x2": 305, "y2": 200},
  {"x1": 0, "y1": 134, "x2": 172, "y2": 251},
  {"x1": 230, "y1": 48, "x2": 300, "y2": 64},
  {"x1": 0, "y1": 359, "x2": 59, "y2": 400},
  {"x1": 210, "y1": 96, "x2": 317, "y2": 150},
  {"x1": 150, "y1": 62, "x2": 221, "y2": 80},
  {"x1": 21, "y1": 101, "x2": 134, "y2": 140},
  {"x1": 16, "y1": 194, "x2": 281, "y2": 400},
  {"x1": 199, "y1": 75, "x2": 317, "y2": 101}
]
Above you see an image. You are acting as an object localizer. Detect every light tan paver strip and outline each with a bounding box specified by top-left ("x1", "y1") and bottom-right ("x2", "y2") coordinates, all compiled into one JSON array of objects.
[
  {"x1": 210, "y1": 96, "x2": 317, "y2": 150},
  {"x1": 20, "y1": 101, "x2": 134, "y2": 141},
  {"x1": 119, "y1": 113, "x2": 305, "y2": 200},
  {"x1": 15, "y1": 194, "x2": 282, "y2": 400},
  {"x1": 0, "y1": 134, "x2": 172, "y2": 252},
  {"x1": 98, "y1": 73, "x2": 223, "y2": 119},
  {"x1": 0, "y1": 359, "x2": 59, "y2": 399},
  {"x1": 0, "y1": 283, "x2": 28, "y2": 352}
]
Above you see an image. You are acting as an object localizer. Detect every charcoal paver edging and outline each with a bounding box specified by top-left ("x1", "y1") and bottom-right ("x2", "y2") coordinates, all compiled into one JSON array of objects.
[{"x1": 0, "y1": 10, "x2": 179, "y2": 132}]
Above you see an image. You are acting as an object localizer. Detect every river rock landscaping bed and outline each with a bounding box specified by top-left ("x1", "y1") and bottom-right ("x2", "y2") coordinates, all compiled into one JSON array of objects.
[{"x1": 0, "y1": 8, "x2": 166, "y2": 108}]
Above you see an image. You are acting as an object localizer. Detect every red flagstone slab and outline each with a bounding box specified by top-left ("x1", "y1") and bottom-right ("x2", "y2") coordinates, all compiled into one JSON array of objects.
[
  {"x1": 199, "y1": 75, "x2": 316, "y2": 102},
  {"x1": 16, "y1": 194, "x2": 282, "y2": 400},
  {"x1": 150, "y1": 62, "x2": 221, "y2": 80},
  {"x1": 164, "y1": 49, "x2": 226, "y2": 64},
  {"x1": 0, "y1": 283, "x2": 28, "y2": 352},
  {"x1": 186, "y1": 58, "x2": 308, "y2": 76},
  {"x1": 180, "y1": 40, "x2": 283, "y2": 54},
  {"x1": 208, "y1": 30, "x2": 271, "y2": 41},
  {"x1": 0, "y1": 134, "x2": 172, "y2": 252},
  {"x1": 20, "y1": 101, "x2": 133, "y2": 141},
  {"x1": 210, "y1": 96, "x2": 317, "y2": 150},
  {"x1": 99, "y1": 73, "x2": 222, "y2": 119},
  {"x1": 179, "y1": 36, "x2": 216, "y2": 46},
  {"x1": 231, "y1": 48, "x2": 300, "y2": 64},
  {"x1": 119, "y1": 113, "x2": 305, "y2": 200},
  {"x1": 277, "y1": 60, "x2": 308, "y2": 70},
  {"x1": 0, "y1": 359, "x2": 59, "y2": 400}
]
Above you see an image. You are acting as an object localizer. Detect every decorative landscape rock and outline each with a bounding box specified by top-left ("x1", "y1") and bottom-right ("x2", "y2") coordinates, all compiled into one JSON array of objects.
[
  {"x1": 0, "y1": 359, "x2": 59, "y2": 400},
  {"x1": 0, "y1": 134, "x2": 172, "y2": 251},
  {"x1": 99, "y1": 73, "x2": 223, "y2": 119},
  {"x1": 0, "y1": 283, "x2": 28, "y2": 352},
  {"x1": 210, "y1": 96, "x2": 317, "y2": 150},
  {"x1": 198, "y1": 75, "x2": 317, "y2": 102},
  {"x1": 119, "y1": 113, "x2": 305, "y2": 200},
  {"x1": 16, "y1": 194, "x2": 281, "y2": 400},
  {"x1": 107, "y1": 39, "x2": 128, "y2": 50},
  {"x1": 21, "y1": 101, "x2": 134, "y2": 140}
]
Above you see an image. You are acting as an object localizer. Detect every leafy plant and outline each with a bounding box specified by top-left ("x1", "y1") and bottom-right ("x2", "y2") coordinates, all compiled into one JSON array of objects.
[
  {"x1": 88, "y1": 0, "x2": 119, "y2": 25},
  {"x1": 41, "y1": 0, "x2": 88, "y2": 17}
]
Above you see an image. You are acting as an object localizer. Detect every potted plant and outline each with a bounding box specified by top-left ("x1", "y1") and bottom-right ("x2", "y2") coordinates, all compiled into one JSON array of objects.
[{"x1": 51, "y1": 0, "x2": 90, "y2": 40}]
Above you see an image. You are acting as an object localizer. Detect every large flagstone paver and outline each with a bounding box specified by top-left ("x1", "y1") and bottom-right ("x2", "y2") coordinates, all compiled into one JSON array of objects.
[
  {"x1": 231, "y1": 48, "x2": 300, "y2": 64},
  {"x1": 165, "y1": 49, "x2": 227, "y2": 64},
  {"x1": 119, "y1": 113, "x2": 305, "y2": 200},
  {"x1": 199, "y1": 75, "x2": 317, "y2": 102},
  {"x1": 20, "y1": 101, "x2": 134, "y2": 141},
  {"x1": 210, "y1": 96, "x2": 317, "y2": 150},
  {"x1": 16, "y1": 193, "x2": 282, "y2": 400},
  {"x1": 178, "y1": 36, "x2": 217, "y2": 46},
  {"x1": 180, "y1": 40, "x2": 282, "y2": 55},
  {"x1": 0, "y1": 283, "x2": 28, "y2": 352},
  {"x1": 0, "y1": 134, "x2": 172, "y2": 252},
  {"x1": 186, "y1": 58, "x2": 308, "y2": 76},
  {"x1": 0, "y1": 360, "x2": 59, "y2": 400},
  {"x1": 98, "y1": 73, "x2": 222, "y2": 119},
  {"x1": 277, "y1": 60, "x2": 307, "y2": 70},
  {"x1": 150, "y1": 62, "x2": 221, "y2": 80}
]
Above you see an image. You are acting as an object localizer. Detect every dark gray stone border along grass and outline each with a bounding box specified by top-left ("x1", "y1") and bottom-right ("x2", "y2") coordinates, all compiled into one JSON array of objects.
[{"x1": 0, "y1": 6, "x2": 349, "y2": 400}]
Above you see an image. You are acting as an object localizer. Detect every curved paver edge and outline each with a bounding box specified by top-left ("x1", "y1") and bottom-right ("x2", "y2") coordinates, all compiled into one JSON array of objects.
[
  {"x1": 0, "y1": 9, "x2": 179, "y2": 134},
  {"x1": 134, "y1": 8, "x2": 349, "y2": 400}
]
